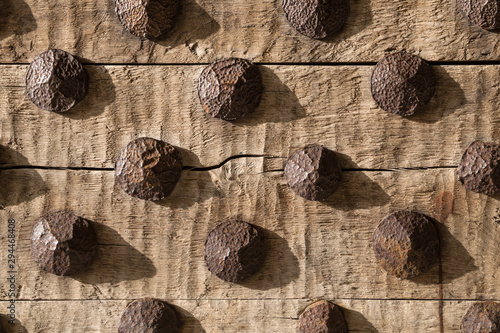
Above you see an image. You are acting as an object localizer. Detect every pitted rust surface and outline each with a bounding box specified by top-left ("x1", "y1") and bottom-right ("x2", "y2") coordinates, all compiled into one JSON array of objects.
[
  {"x1": 204, "y1": 218, "x2": 265, "y2": 282},
  {"x1": 30, "y1": 211, "x2": 98, "y2": 276},
  {"x1": 458, "y1": 0, "x2": 500, "y2": 31},
  {"x1": 114, "y1": 0, "x2": 180, "y2": 39},
  {"x1": 298, "y1": 300, "x2": 347, "y2": 333},
  {"x1": 115, "y1": 137, "x2": 183, "y2": 201},
  {"x1": 25, "y1": 49, "x2": 88, "y2": 113},
  {"x1": 282, "y1": 0, "x2": 350, "y2": 39},
  {"x1": 372, "y1": 210, "x2": 439, "y2": 279},
  {"x1": 462, "y1": 302, "x2": 500, "y2": 333},
  {"x1": 371, "y1": 52, "x2": 436, "y2": 117},
  {"x1": 284, "y1": 144, "x2": 342, "y2": 201},
  {"x1": 457, "y1": 141, "x2": 500, "y2": 195},
  {"x1": 118, "y1": 298, "x2": 178, "y2": 333},
  {"x1": 197, "y1": 58, "x2": 263, "y2": 121}
]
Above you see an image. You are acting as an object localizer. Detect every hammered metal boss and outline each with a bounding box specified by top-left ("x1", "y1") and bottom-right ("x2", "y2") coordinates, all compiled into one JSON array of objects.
[
  {"x1": 204, "y1": 219, "x2": 265, "y2": 282},
  {"x1": 30, "y1": 211, "x2": 98, "y2": 276},
  {"x1": 114, "y1": 0, "x2": 180, "y2": 39},
  {"x1": 372, "y1": 210, "x2": 439, "y2": 279},
  {"x1": 284, "y1": 144, "x2": 342, "y2": 201},
  {"x1": 197, "y1": 58, "x2": 263, "y2": 121},
  {"x1": 461, "y1": 302, "x2": 500, "y2": 333},
  {"x1": 298, "y1": 300, "x2": 347, "y2": 333},
  {"x1": 457, "y1": 141, "x2": 500, "y2": 195},
  {"x1": 115, "y1": 137, "x2": 183, "y2": 201},
  {"x1": 282, "y1": 0, "x2": 350, "y2": 39},
  {"x1": 458, "y1": 0, "x2": 500, "y2": 31},
  {"x1": 371, "y1": 52, "x2": 436, "y2": 117},
  {"x1": 118, "y1": 298, "x2": 178, "y2": 333},
  {"x1": 25, "y1": 49, "x2": 88, "y2": 112}
]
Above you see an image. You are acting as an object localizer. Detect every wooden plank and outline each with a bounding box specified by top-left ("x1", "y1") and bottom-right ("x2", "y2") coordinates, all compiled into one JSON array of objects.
[
  {"x1": 0, "y1": 299, "x2": 441, "y2": 332},
  {"x1": 0, "y1": 64, "x2": 499, "y2": 170},
  {"x1": 0, "y1": 0, "x2": 499, "y2": 63},
  {"x1": 1, "y1": 165, "x2": 497, "y2": 302}
]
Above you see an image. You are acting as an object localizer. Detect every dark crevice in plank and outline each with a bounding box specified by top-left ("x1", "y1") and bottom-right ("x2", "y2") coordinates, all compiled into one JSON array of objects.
[
  {"x1": 0, "y1": 163, "x2": 458, "y2": 173},
  {"x1": 2, "y1": 60, "x2": 500, "y2": 67},
  {"x1": 438, "y1": 253, "x2": 444, "y2": 333},
  {"x1": 5, "y1": 297, "x2": 500, "y2": 302}
]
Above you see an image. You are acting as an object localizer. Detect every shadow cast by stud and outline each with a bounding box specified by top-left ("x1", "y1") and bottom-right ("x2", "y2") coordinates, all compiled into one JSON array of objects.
[
  {"x1": 62, "y1": 63, "x2": 116, "y2": 120},
  {"x1": 153, "y1": 147, "x2": 216, "y2": 209},
  {"x1": 436, "y1": 221, "x2": 477, "y2": 283},
  {"x1": 322, "y1": 0, "x2": 373, "y2": 43},
  {"x1": 172, "y1": 304, "x2": 206, "y2": 333},
  {"x1": 321, "y1": 152, "x2": 390, "y2": 210},
  {"x1": 232, "y1": 66, "x2": 307, "y2": 126},
  {"x1": 155, "y1": 0, "x2": 220, "y2": 48},
  {"x1": 0, "y1": 0, "x2": 36, "y2": 41},
  {"x1": 240, "y1": 228, "x2": 300, "y2": 290},
  {"x1": 0, "y1": 314, "x2": 28, "y2": 333},
  {"x1": 410, "y1": 66, "x2": 466, "y2": 124},
  {"x1": 341, "y1": 307, "x2": 378, "y2": 332},
  {"x1": 71, "y1": 223, "x2": 157, "y2": 284},
  {"x1": 0, "y1": 146, "x2": 47, "y2": 208}
]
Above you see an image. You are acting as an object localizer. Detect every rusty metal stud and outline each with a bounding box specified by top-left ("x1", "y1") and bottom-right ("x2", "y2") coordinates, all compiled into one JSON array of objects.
[
  {"x1": 458, "y1": 0, "x2": 500, "y2": 31},
  {"x1": 462, "y1": 302, "x2": 500, "y2": 333},
  {"x1": 284, "y1": 144, "x2": 342, "y2": 201},
  {"x1": 197, "y1": 58, "x2": 263, "y2": 121},
  {"x1": 118, "y1": 298, "x2": 178, "y2": 333},
  {"x1": 25, "y1": 49, "x2": 88, "y2": 113},
  {"x1": 457, "y1": 141, "x2": 500, "y2": 196},
  {"x1": 30, "y1": 211, "x2": 98, "y2": 276},
  {"x1": 114, "y1": 0, "x2": 180, "y2": 39},
  {"x1": 298, "y1": 300, "x2": 347, "y2": 333},
  {"x1": 115, "y1": 137, "x2": 183, "y2": 201},
  {"x1": 371, "y1": 51, "x2": 436, "y2": 116},
  {"x1": 282, "y1": 0, "x2": 350, "y2": 39},
  {"x1": 372, "y1": 210, "x2": 440, "y2": 279},
  {"x1": 204, "y1": 218, "x2": 265, "y2": 282}
]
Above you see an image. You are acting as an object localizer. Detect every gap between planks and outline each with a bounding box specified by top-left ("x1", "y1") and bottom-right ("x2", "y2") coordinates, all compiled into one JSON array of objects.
[{"x1": 0, "y1": 154, "x2": 458, "y2": 172}]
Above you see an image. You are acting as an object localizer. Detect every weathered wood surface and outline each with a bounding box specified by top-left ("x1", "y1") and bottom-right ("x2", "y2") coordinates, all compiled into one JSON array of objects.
[
  {"x1": 0, "y1": 299, "x2": 442, "y2": 332},
  {"x1": 0, "y1": 64, "x2": 498, "y2": 170},
  {"x1": 0, "y1": 0, "x2": 500, "y2": 63},
  {"x1": 0, "y1": 165, "x2": 498, "y2": 302}
]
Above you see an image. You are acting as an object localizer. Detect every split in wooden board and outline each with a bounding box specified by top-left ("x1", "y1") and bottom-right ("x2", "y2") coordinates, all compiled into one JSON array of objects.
[
  {"x1": 0, "y1": 0, "x2": 499, "y2": 63},
  {"x1": 0, "y1": 64, "x2": 499, "y2": 170}
]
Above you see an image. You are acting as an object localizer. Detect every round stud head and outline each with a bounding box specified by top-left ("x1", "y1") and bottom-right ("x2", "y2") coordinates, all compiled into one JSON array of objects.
[
  {"x1": 204, "y1": 219, "x2": 265, "y2": 282},
  {"x1": 115, "y1": 137, "x2": 183, "y2": 201},
  {"x1": 298, "y1": 300, "x2": 347, "y2": 333},
  {"x1": 118, "y1": 298, "x2": 178, "y2": 333},
  {"x1": 197, "y1": 58, "x2": 263, "y2": 121},
  {"x1": 372, "y1": 210, "x2": 440, "y2": 279},
  {"x1": 114, "y1": 0, "x2": 180, "y2": 39},
  {"x1": 371, "y1": 52, "x2": 436, "y2": 116},
  {"x1": 458, "y1": 0, "x2": 500, "y2": 31},
  {"x1": 282, "y1": 0, "x2": 350, "y2": 39},
  {"x1": 30, "y1": 211, "x2": 98, "y2": 276},
  {"x1": 284, "y1": 144, "x2": 342, "y2": 201},
  {"x1": 457, "y1": 141, "x2": 500, "y2": 195},
  {"x1": 25, "y1": 49, "x2": 88, "y2": 112},
  {"x1": 462, "y1": 302, "x2": 500, "y2": 333}
]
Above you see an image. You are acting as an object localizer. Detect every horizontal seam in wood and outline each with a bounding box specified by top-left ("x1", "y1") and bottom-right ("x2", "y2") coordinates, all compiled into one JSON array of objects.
[
  {"x1": 3, "y1": 61, "x2": 500, "y2": 66},
  {"x1": 4, "y1": 297, "x2": 499, "y2": 302}
]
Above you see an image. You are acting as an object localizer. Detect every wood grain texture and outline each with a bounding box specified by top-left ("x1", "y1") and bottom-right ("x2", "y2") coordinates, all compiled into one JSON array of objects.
[
  {"x1": 0, "y1": 64, "x2": 499, "y2": 171},
  {"x1": 0, "y1": 165, "x2": 498, "y2": 304},
  {"x1": 0, "y1": 0, "x2": 500, "y2": 63},
  {"x1": 0, "y1": 299, "x2": 442, "y2": 333}
]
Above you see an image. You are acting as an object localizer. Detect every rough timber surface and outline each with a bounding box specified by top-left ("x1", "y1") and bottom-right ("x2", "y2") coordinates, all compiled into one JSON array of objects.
[
  {"x1": 1, "y1": 0, "x2": 500, "y2": 63},
  {"x1": 0, "y1": 64, "x2": 499, "y2": 170}
]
